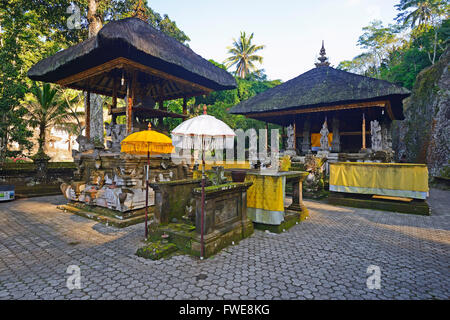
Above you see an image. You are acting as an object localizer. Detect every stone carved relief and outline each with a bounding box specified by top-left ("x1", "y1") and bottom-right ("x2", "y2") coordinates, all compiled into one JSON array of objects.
[
  {"x1": 105, "y1": 123, "x2": 127, "y2": 152},
  {"x1": 286, "y1": 125, "x2": 295, "y2": 150},
  {"x1": 371, "y1": 120, "x2": 382, "y2": 151}
]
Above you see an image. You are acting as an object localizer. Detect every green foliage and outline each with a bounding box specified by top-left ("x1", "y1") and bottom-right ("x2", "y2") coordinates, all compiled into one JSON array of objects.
[
  {"x1": 24, "y1": 82, "x2": 84, "y2": 155},
  {"x1": 338, "y1": 0, "x2": 449, "y2": 89},
  {"x1": 0, "y1": 1, "x2": 36, "y2": 163}
]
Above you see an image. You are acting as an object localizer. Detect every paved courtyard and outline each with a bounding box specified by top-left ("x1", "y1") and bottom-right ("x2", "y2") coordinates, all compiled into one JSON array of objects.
[{"x1": 0, "y1": 191, "x2": 449, "y2": 300}]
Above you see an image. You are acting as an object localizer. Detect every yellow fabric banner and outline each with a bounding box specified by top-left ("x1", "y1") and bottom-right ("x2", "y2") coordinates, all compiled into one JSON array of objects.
[
  {"x1": 330, "y1": 162, "x2": 429, "y2": 192},
  {"x1": 246, "y1": 174, "x2": 285, "y2": 212},
  {"x1": 311, "y1": 133, "x2": 333, "y2": 148}
]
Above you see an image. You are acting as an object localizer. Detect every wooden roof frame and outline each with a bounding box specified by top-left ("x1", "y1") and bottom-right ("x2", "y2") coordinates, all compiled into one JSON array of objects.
[
  {"x1": 245, "y1": 100, "x2": 396, "y2": 121},
  {"x1": 56, "y1": 57, "x2": 214, "y2": 98}
]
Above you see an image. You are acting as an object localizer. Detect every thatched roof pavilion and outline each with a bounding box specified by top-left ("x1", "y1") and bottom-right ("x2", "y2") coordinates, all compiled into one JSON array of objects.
[
  {"x1": 28, "y1": 17, "x2": 236, "y2": 134},
  {"x1": 28, "y1": 17, "x2": 236, "y2": 99},
  {"x1": 229, "y1": 43, "x2": 410, "y2": 154}
]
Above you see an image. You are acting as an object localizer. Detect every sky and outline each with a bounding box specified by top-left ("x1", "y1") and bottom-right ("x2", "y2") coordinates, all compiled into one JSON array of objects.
[{"x1": 148, "y1": 0, "x2": 402, "y2": 81}]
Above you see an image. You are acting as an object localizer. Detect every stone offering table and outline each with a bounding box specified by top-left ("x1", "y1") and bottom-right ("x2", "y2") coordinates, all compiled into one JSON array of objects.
[{"x1": 236, "y1": 170, "x2": 309, "y2": 233}]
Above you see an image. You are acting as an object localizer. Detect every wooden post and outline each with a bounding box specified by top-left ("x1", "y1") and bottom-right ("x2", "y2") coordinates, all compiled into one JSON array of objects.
[
  {"x1": 112, "y1": 78, "x2": 118, "y2": 124},
  {"x1": 126, "y1": 73, "x2": 135, "y2": 134},
  {"x1": 85, "y1": 91, "x2": 91, "y2": 139},
  {"x1": 362, "y1": 112, "x2": 366, "y2": 149},
  {"x1": 158, "y1": 100, "x2": 164, "y2": 110},
  {"x1": 182, "y1": 97, "x2": 187, "y2": 120}
]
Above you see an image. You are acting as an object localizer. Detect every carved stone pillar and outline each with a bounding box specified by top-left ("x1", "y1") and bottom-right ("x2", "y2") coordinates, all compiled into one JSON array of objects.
[
  {"x1": 331, "y1": 117, "x2": 341, "y2": 153},
  {"x1": 301, "y1": 118, "x2": 311, "y2": 154},
  {"x1": 89, "y1": 93, "x2": 104, "y2": 146}
]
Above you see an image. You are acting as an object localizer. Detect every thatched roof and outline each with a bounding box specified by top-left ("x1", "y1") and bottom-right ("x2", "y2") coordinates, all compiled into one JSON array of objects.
[
  {"x1": 229, "y1": 66, "x2": 410, "y2": 120},
  {"x1": 28, "y1": 18, "x2": 236, "y2": 94}
]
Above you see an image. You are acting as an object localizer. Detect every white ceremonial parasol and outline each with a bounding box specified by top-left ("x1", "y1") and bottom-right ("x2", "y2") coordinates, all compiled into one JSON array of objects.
[{"x1": 171, "y1": 105, "x2": 236, "y2": 259}]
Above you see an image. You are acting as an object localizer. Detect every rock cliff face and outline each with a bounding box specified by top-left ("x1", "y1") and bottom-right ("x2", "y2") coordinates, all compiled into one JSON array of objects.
[{"x1": 393, "y1": 48, "x2": 449, "y2": 177}]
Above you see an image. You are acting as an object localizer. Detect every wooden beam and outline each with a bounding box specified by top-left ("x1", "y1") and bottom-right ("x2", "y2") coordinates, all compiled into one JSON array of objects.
[
  {"x1": 182, "y1": 97, "x2": 187, "y2": 119},
  {"x1": 245, "y1": 100, "x2": 389, "y2": 118},
  {"x1": 297, "y1": 131, "x2": 370, "y2": 137},
  {"x1": 385, "y1": 100, "x2": 395, "y2": 121},
  {"x1": 362, "y1": 113, "x2": 366, "y2": 150},
  {"x1": 56, "y1": 57, "x2": 214, "y2": 96},
  {"x1": 85, "y1": 91, "x2": 91, "y2": 139},
  {"x1": 126, "y1": 76, "x2": 133, "y2": 134}
]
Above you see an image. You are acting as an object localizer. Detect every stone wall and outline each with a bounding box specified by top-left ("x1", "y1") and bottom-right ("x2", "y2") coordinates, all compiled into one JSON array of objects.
[
  {"x1": 0, "y1": 162, "x2": 76, "y2": 196},
  {"x1": 393, "y1": 48, "x2": 449, "y2": 176}
]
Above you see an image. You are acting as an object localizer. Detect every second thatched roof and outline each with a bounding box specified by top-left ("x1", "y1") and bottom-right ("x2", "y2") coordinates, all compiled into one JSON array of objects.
[{"x1": 229, "y1": 66, "x2": 410, "y2": 120}]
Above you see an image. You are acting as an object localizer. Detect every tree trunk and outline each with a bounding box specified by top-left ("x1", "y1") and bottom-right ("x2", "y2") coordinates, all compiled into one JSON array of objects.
[
  {"x1": 86, "y1": 0, "x2": 104, "y2": 147},
  {"x1": 38, "y1": 123, "x2": 46, "y2": 152},
  {"x1": 87, "y1": 0, "x2": 102, "y2": 38}
]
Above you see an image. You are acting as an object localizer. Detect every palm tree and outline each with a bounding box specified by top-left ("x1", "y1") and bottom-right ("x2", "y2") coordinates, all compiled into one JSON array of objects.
[
  {"x1": 395, "y1": 0, "x2": 443, "y2": 29},
  {"x1": 224, "y1": 32, "x2": 265, "y2": 78},
  {"x1": 25, "y1": 83, "x2": 84, "y2": 157}
]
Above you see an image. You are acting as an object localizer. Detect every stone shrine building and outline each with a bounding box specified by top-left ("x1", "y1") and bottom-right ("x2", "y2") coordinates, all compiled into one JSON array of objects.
[{"x1": 229, "y1": 42, "x2": 411, "y2": 161}]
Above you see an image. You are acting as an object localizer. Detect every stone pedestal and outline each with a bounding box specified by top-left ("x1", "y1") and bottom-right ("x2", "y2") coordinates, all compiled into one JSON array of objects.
[
  {"x1": 286, "y1": 172, "x2": 308, "y2": 212},
  {"x1": 192, "y1": 182, "x2": 254, "y2": 257}
]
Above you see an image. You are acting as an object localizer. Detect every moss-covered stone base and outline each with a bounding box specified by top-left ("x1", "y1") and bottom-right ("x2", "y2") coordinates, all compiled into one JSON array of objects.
[
  {"x1": 252, "y1": 207, "x2": 308, "y2": 233},
  {"x1": 57, "y1": 202, "x2": 151, "y2": 227},
  {"x1": 141, "y1": 219, "x2": 254, "y2": 259},
  {"x1": 14, "y1": 185, "x2": 63, "y2": 198},
  {"x1": 303, "y1": 190, "x2": 329, "y2": 200},
  {"x1": 148, "y1": 223, "x2": 197, "y2": 256},
  {"x1": 135, "y1": 240, "x2": 178, "y2": 260},
  {"x1": 191, "y1": 219, "x2": 254, "y2": 258},
  {"x1": 327, "y1": 192, "x2": 430, "y2": 216}
]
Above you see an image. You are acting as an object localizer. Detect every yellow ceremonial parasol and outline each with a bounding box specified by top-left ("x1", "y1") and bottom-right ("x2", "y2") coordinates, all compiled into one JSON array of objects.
[{"x1": 121, "y1": 123, "x2": 174, "y2": 239}]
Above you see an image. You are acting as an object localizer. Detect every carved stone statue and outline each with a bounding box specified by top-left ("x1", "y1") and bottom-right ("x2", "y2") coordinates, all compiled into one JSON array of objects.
[
  {"x1": 284, "y1": 124, "x2": 297, "y2": 156},
  {"x1": 319, "y1": 120, "x2": 329, "y2": 151},
  {"x1": 105, "y1": 123, "x2": 127, "y2": 152},
  {"x1": 286, "y1": 125, "x2": 295, "y2": 150},
  {"x1": 371, "y1": 120, "x2": 382, "y2": 151},
  {"x1": 75, "y1": 135, "x2": 95, "y2": 153}
]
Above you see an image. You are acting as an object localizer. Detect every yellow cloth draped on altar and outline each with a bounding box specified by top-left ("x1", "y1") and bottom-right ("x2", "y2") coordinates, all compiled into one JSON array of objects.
[
  {"x1": 329, "y1": 162, "x2": 429, "y2": 199},
  {"x1": 246, "y1": 174, "x2": 285, "y2": 212}
]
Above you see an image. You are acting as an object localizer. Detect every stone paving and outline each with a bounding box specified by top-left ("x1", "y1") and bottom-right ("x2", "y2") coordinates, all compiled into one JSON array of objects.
[{"x1": 0, "y1": 192, "x2": 449, "y2": 300}]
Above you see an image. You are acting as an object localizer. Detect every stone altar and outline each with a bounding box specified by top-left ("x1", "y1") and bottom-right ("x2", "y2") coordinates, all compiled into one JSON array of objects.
[{"x1": 61, "y1": 148, "x2": 184, "y2": 218}]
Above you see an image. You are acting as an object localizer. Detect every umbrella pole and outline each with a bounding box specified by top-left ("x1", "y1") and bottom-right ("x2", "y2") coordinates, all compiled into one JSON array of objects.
[
  {"x1": 200, "y1": 139, "x2": 205, "y2": 259},
  {"x1": 145, "y1": 150, "x2": 149, "y2": 240}
]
